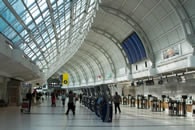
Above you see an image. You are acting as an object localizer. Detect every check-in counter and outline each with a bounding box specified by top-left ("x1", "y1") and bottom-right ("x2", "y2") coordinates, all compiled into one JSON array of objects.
[
  {"x1": 130, "y1": 96, "x2": 136, "y2": 107},
  {"x1": 164, "y1": 98, "x2": 169, "y2": 113},
  {"x1": 186, "y1": 99, "x2": 193, "y2": 117},
  {"x1": 193, "y1": 104, "x2": 195, "y2": 117},
  {"x1": 186, "y1": 104, "x2": 192, "y2": 112}
]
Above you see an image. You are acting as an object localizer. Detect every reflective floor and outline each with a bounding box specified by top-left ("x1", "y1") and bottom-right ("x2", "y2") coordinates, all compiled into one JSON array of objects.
[{"x1": 0, "y1": 98, "x2": 194, "y2": 130}]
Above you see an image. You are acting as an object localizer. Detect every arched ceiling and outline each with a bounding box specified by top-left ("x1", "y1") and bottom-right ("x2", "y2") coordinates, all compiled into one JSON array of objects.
[{"x1": 58, "y1": 0, "x2": 195, "y2": 86}]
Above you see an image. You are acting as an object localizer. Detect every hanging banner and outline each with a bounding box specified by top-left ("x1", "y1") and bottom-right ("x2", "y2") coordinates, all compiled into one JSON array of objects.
[{"x1": 62, "y1": 73, "x2": 69, "y2": 85}]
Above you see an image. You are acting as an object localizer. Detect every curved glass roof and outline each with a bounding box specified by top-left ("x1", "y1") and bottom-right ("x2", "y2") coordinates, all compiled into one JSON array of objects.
[{"x1": 0, "y1": 0, "x2": 98, "y2": 73}]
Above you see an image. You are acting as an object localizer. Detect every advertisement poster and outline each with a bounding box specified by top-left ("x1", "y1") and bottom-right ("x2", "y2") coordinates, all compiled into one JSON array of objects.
[{"x1": 162, "y1": 45, "x2": 180, "y2": 59}]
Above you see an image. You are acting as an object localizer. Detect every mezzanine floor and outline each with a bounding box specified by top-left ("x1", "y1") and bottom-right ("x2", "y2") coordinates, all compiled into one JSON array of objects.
[{"x1": 0, "y1": 98, "x2": 194, "y2": 130}]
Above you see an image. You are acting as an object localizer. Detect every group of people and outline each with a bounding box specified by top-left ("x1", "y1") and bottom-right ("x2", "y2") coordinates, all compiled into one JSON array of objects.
[
  {"x1": 25, "y1": 89, "x2": 122, "y2": 115},
  {"x1": 65, "y1": 91, "x2": 122, "y2": 115},
  {"x1": 63, "y1": 91, "x2": 122, "y2": 115},
  {"x1": 51, "y1": 90, "x2": 79, "y2": 115},
  {"x1": 25, "y1": 89, "x2": 80, "y2": 115}
]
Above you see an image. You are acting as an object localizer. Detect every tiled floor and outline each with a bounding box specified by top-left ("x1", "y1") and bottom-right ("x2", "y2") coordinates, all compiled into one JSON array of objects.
[{"x1": 0, "y1": 98, "x2": 194, "y2": 130}]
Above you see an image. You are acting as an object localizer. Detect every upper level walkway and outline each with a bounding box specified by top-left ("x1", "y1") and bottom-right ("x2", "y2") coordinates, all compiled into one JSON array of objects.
[{"x1": 0, "y1": 98, "x2": 194, "y2": 130}]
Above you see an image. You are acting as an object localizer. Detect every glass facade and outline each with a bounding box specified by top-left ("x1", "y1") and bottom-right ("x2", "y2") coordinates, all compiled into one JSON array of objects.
[{"x1": 0, "y1": 0, "x2": 98, "y2": 72}]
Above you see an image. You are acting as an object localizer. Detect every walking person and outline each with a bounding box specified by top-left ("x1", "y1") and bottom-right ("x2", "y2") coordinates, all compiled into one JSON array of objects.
[
  {"x1": 113, "y1": 92, "x2": 121, "y2": 114},
  {"x1": 65, "y1": 90, "x2": 75, "y2": 115},
  {"x1": 26, "y1": 89, "x2": 32, "y2": 113},
  {"x1": 61, "y1": 92, "x2": 66, "y2": 107},
  {"x1": 79, "y1": 93, "x2": 82, "y2": 103},
  {"x1": 51, "y1": 92, "x2": 56, "y2": 107}
]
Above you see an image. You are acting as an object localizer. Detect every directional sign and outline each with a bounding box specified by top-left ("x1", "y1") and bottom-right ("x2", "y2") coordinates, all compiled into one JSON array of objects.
[{"x1": 62, "y1": 73, "x2": 69, "y2": 85}]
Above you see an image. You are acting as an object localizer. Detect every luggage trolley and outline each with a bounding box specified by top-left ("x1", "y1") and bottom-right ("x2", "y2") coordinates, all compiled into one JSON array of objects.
[{"x1": 21, "y1": 99, "x2": 29, "y2": 113}]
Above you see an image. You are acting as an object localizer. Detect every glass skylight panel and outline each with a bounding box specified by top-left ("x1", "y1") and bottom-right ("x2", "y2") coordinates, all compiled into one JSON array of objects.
[
  {"x1": 46, "y1": 42, "x2": 52, "y2": 48},
  {"x1": 28, "y1": 3, "x2": 36, "y2": 13},
  {"x1": 22, "y1": 13, "x2": 31, "y2": 25},
  {"x1": 51, "y1": 49, "x2": 57, "y2": 56},
  {"x1": 0, "y1": 18, "x2": 8, "y2": 31},
  {"x1": 44, "y1": 37, "x2": 50, "y2": 44},
  {"x1": 61, "y1": 29, "x2": 66, "y2": 35},
  {"x1": 25, "y1": 0, "x2": 34, "y2": 6},
  {"x1": 58, "y1": 4, "x2": 64, "y2": 12},
  {"x1": 42, "y1": 31, "x2": 47, "y2": 39},
  {"x1": 50, "y1": 0, "x2": 55, "y2": 4},
  {"x1": 2, "y1": 26, "x2": 11, "y2": 35},
  {"x1": 13, "y1": 21, "x2": 23, "y2": 33},
  {"x1": 36, "y1": 51, "x2": 41, "y2": 57},
  {"x1": 65, "y1": 25, "x2": 70, "y2": 32},
  {"x1": 24, "y1": 47, "x2": 31, "y2": 54},
  {"x1": 49, "y1": 32, "x2": 55, "y2": 40},
  {"x1": 35, "y1": 16, "x2": 42, "y2": 24},
  {"x1": 20, "y1": 29, "x2": 27, "y2": 36},
  {"x1": 12, "y1": 35, "x2": 21, "y2": 43},
  {"x1": 65, "y1": 1, "x2": 70, "y2": 9},
  {"x1": 0, "y1": 2, "x2": 6, "y2": 12},
  {"x1": 36, "y1": 37, "x2": 42, "y2": 45},
  {"x1": 11, "y1": 0, "x2": 25, "y2": 15},
  {"x1": 44, "y1": 52, "x2": 49, "y2": 59},
  {"x1": 33, "y1": 47, "x2": 39, "y2": 54},
  {"x1": 38, "y1": 0, "x2": 46, "y2": 9},
  {"x1": 57, "y1": 0, "x2": 63, "y2": 5},
  {"x1": 28, "y1": 22, "x2": 35, "y2": 30},
  {"x1": 65, "y1": 12, "x2": 71, "y2": 20},
  {"x1": 49, "y1": 47, "x2": 56, "y2": 55},
  {"x1": 42, "y1": 9, "x2": 49, "y2": 18},
  {"x1": 41, "y1": 46, "x2": 47, "y2": 52},
  {"x1": 29, "y1": 43, "x2": 36, "y2": 51},
  {"x1": 30, "y1": 5, "x2": 39, "y2": 17},
  {"x1": 4, "y1": 28, "x2": 16, "y2": 39},
  {"x1": 2, "y1": 8, "x2": 15, "y2": 23},
  {"x1": 28, "y1": 52, "x2": 34, "y2": 58},
  {"x1": 31, "y1": 54, "x2": 37, "y2": 61},
  {"x1": 52, "y1": 2, "x2": 57, "y2": 9},
  {"x1": 44, "y1": 15, "x2": 50, "y2": 23},
  {"x1": 20, "y1": 8, "x2": 28, "y2": 16},
  {"x1": 18, "y1": 42, "x2": 25, "y2": 50},
  {"x1": 8, "y1": 0, "x2": 18, "y2": 6},
  {"x1": 23, "y1": 34, "x2": 30, "y2": 42}
]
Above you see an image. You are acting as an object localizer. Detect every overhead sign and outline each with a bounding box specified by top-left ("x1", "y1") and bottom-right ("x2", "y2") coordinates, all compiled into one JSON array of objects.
[{"x1": 62, "y1": 73, "x2": 69, "y2": 85}]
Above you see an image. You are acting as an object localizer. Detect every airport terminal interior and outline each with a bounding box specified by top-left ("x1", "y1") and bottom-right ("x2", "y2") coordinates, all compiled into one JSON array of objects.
[{"x1": 0, "y1": 0, "x2": 195, "y2": 129}]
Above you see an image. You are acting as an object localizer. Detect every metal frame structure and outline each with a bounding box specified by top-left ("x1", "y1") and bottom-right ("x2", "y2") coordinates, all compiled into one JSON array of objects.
[{"x1": 0, "y1": 0, "x2": 99, "y2": 78}]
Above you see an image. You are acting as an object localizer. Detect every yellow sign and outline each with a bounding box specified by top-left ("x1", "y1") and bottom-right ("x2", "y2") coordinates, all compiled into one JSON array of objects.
[{"x1": 62, "y1": 73, "x2": 69, "y2": 85}]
